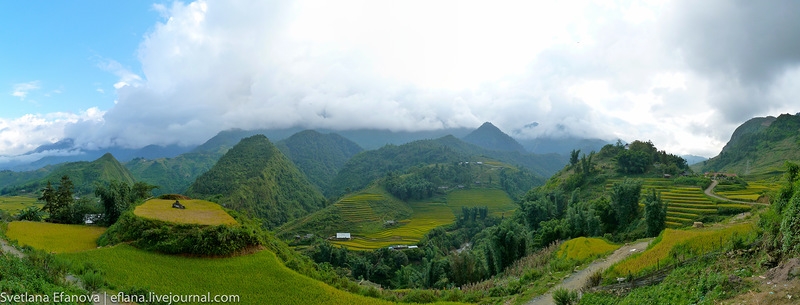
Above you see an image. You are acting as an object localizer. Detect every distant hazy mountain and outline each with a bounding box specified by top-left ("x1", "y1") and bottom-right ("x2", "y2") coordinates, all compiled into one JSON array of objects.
[
  {"x1": 1, "y1": 153, "x2": 135, "y2": 196},
  {"x1": 695, "y1": 113, "x2": 800, "y2": 175},
  {"x1": 462, "y1": 122, "x2": 526, "y2": 152},
  {"x1": 275, "y1": 130, "x2": 363, "y2": 196},
  {"x1": 186, "y1": 135, "x2": 326, "y2": 228},
  {"x1": 681, "y1": 155, "x2": 708, "y2": 166},
  {"x1": 2, "y1": 140, "x2": 194, "y2": 171},
  {"x1": 516, "y1": 137, "x2": 610, "y2": 156}
]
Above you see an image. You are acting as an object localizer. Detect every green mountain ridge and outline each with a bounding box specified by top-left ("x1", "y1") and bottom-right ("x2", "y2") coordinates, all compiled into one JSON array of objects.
[
  {"x1": 275, "y1": 130, "x2": 363, "y2": 197},
  {"x1": 125, "y1": 151, "x2": 223, "y2": 195},
  {"x1": 186, "y1": 135, "x2": 327, "y2": 228},
  {"x1": 1, "y1": 153, "x2": 135, "y2": 195},
  {"x1": 696, "y1": 113, "x2": 800, "y2": 176}
]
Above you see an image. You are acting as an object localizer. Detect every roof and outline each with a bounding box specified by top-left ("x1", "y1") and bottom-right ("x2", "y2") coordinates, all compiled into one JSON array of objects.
[{"x1": 336, "y1": 233, "x2": 351, "y2": 239}]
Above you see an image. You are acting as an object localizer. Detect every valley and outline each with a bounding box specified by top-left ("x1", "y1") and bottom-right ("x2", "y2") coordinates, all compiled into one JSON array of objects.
[{"x1": 0, "y1": 114, "x2": 798, "y2": 304}]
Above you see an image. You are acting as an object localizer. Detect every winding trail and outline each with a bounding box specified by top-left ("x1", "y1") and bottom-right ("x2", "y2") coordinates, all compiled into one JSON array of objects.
[
  {"x1": 526, "y1": 239, "x2": 651, "y2": 305},
  {"x1": 704, "y1": 180, "x2": 768, "y2": 206}
]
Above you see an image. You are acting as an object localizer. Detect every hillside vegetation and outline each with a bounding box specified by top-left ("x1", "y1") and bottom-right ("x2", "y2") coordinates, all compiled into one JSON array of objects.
[{"x1": 187, "y1": 135, "x2": 326, "y2": 228}]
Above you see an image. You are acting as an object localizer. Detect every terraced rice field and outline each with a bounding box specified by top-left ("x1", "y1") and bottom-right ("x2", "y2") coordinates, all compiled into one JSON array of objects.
[
  {"x1": 606, "y1": 178, "x2": 719, "y2": 228},
  {"x1": 334, "y1": 193, "x2": 384, "y2": 222},
  {"x1": 715, "y1": 182, "x2": 780, "y2": 202},
  {"x1": 333, "y1": 201, "x2": 453, "y2": 250},
  {"x1": 446, "y1": 189, "x2": 516, "y2": 217},
  {"x1": 333, "y1": 189, "x2": 515, "y2": 250},
  {"x1": 0, "y1": 196, "x2": 42, "y2": 214}
]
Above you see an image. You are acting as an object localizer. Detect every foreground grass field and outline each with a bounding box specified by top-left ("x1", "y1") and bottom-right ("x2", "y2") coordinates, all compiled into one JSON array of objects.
[
  {"x1": 608, "y1": 222, "x2": 754, "y2": 278},
  {"x1": 333, "y1": 188, "x2": 516, "y2": 250},
  {"x1": 59, "y1": 245, "x2": 392, "y2": 305},
  {"x1": 134, "y1": 199, "x2": 237, "y2": 226},
  {"x1": 0, "y1": 196, "x2": 42, "y2": 214},
  {"x1": 6, "y1": 221, "x2": 106, "y2": 253},
  {"x1": 556, "y1": 237, "x2": 620, "y2": 263}
]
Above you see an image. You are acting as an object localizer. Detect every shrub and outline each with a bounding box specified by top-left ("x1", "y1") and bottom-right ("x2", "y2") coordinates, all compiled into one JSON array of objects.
[
  {"x1": 401, "y1": 289, "x2": 437, "y2": 303},
  {"x1": 80, "y1": 269, "x2": 105, "y2": 292},
  {"x1": 552, "y1": 287, "x2": 579, "y2": 305},
  {"x1": 584, "y1": 269, "x2": 603, "y2": 290},
  {"x1": 98, "y1": 212, "x2": 260, "y2": 256},
  {"x1": 16, "y1": 206, "x2": 44, "y2": 221}
]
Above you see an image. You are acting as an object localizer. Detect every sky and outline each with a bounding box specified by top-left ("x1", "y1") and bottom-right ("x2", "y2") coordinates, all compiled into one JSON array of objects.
[{"x1": 2, "y1": 0, "x2": 800, "y2": 160}]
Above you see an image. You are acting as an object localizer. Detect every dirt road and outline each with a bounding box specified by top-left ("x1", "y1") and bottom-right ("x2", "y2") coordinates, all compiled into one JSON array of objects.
[
  {"x1": 704, "y1": 180, "x2": 767, "y2": 206},
  {"x1": 526, "y1": 240, "x2": 651, "y2": 305}
]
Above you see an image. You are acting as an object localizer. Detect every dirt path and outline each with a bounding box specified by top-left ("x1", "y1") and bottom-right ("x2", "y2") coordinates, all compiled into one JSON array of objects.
[
  {"x1": 704, "y1": 180, "x2": 767, "y2": 206},
  {"x1": 526, "y1": 240, "x2": 651, "y2": 305}
]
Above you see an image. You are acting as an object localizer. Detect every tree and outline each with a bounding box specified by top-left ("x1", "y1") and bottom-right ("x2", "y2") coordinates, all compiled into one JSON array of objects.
[
  {"x1": 569, "y1": 149, "x2": 580, "y2": 167},
  {"x1": 39, "y1": 176, "x2": 76, "y2": 223},
  {"x1": 610, "y1": 178, "x2": 642, "y2": 229},
  {"x1": 95, "y1": 180, "x2": 133, "y2": 226},
  {"x1": 38, "y1": 181, "x2": 57, "y2": 215},
  {"x1": 132, "y1": 182, "x2": 158, "y2": 202},
  {"x1": 643, "y1": 188, "x2": 667, "y2": 237}
]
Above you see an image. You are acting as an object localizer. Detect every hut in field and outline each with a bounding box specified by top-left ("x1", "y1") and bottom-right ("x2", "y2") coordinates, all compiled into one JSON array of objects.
[
  {"x1": 335, "y1": 233, "x2": 351, "y2": 240},
  {"x1": 172, "y1": 200, "x2": 186, "y2": 209}
]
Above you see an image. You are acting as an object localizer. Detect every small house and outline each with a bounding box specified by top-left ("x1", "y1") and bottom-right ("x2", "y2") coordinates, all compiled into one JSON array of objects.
[
  {"x1": 336, "y1": 233, "x2": 351, "y2": 240},
  {"x1": 172, "y1": 200, "x2": 186, "y2": 209},
  {"x1": 83, "y1": 214, "x2": 102, "y2": 225}
]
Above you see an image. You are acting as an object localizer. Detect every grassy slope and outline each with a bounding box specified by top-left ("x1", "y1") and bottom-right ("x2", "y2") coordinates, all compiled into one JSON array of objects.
[
  {"x1": 6, "y1": 221, "x2": 106, "y2": 253},
  {"x1": 59, "y1": 245, "x2": 392, "y2": 305},
  {"x1": 134, "y1": 199, "x2": 237, "y2": 226},
  {"x1": 608, "y1": 222, "x2": 754, "y2": 278}
]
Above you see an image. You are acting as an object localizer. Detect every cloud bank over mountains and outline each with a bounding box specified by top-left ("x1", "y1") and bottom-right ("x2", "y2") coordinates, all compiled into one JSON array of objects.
[{"x1": 3, "y1": 0, "x2": 800, "y2": 158}]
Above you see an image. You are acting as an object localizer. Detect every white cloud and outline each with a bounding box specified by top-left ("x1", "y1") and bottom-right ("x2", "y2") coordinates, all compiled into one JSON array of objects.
[
  {"x1": 1, "y1": 0, "x2": 796, "y2": 160},
  {"x1": 0, "y1": 107, "x2": 104, "y2": 156},
  {"x1": 11, "y1": 81, "x2": 40, "y2": 100}
]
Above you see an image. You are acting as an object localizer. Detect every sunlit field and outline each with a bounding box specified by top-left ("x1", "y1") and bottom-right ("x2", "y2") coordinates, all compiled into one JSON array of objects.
[{"x1": 6, "y1": 221, "x2": 106, "y2": 253}]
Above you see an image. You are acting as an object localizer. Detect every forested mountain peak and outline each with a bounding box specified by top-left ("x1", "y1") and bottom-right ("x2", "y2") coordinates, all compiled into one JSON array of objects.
[
  {"x1": 1, "y1": 153, "x2": 135, "y2": 196},
  {"x1": 462, "y1": 122, "x2": 526, "y2": 152},
  {"x1": 276, "y1": 130, "x2": 363, "y2": 196},
  {"x1": 186, "y1": 134, "x2": 326, "y2": 228},
  {"x1": 698, "y1": 113, "x2": 800, "y2": 175}
]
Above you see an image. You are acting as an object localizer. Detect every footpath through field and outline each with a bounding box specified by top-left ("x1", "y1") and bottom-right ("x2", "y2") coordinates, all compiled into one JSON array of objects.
[
  {"x1": 526, "y1": 239, "x2": 652, "y2": 305},
  {"x1": 704, "y1": 180, "x2": 768, "y2": 206}
]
